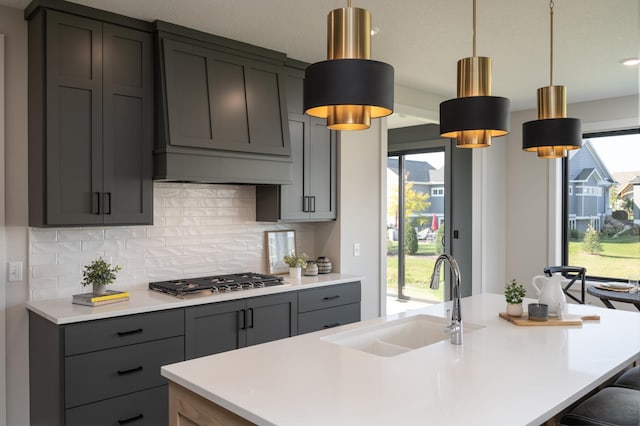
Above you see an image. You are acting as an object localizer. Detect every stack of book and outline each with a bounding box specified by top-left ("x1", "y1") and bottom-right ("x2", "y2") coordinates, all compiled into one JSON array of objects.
[{"x1": 72, "y1": 290, "x2": 129, "y2": 307}]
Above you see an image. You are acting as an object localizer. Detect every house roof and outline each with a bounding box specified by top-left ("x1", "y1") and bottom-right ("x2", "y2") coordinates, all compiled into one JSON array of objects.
[{"x1": 387, "y1": 158, "x2": 436, "y2": 183}]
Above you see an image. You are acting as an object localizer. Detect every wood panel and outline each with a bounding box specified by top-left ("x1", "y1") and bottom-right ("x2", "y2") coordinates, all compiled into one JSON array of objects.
[{"x1": 169, "y1": 382, "x2": 254, "y2": 426}]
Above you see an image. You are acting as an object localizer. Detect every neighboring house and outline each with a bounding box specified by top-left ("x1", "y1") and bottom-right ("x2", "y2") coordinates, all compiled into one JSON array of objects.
[
  {"x1": 618, "y1": 175, "x2": 640, "y2": 224},
  {"x1": 568, "y1": 141, "x2": 616, "y2": 232},
  {"x1": 387, "y1": 158, "x2": 444, "y2": 229}
]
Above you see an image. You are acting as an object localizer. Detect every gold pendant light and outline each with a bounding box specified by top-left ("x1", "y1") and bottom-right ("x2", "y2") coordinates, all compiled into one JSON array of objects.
[
  {"x1": 304, "y1": 0, "x2": 394, "y2": 131},
  {"x1": 522, "y1": 0, "x2": 581, "y2": 158},
  {"x1": 439, "y1": 0, "x2": 510, "y2": 148}
]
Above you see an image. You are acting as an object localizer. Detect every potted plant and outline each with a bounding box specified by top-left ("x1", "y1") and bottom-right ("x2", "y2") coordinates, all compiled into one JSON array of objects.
[
  {"x1": 81, "y1": 257, "x2": 122, "y2": 295},
  {"x1": 505, "y1": 278, "x2": 526, "y2": 317},
  {"x1": 283, "y1": 251, "x2": 308, "y2": 279}
]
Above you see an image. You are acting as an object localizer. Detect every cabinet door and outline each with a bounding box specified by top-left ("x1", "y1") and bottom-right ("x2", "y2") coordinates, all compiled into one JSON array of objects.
[
  {"x1": 308, "y1": 118, "x2": 337, "y2": 220},
  {"x1": 102, "y1": 24, "x2": 153, "y2": 225},
  {"x1": 280, "y1": 113, "x2": 310, "y2": 221},
  {"x1": 185, "y1": 300, "x2": 246, "y2": 359},
  {"x1": 45, "y1": 11, "x2": 104, "y2": 225},
  {"x1": 246, "y1": 292, "x2": 297, "y2": 346}
]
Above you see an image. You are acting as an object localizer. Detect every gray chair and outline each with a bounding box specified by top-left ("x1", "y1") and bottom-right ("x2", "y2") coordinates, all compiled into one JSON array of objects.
[
  {"x1": 544, "y1": 266, "x2": 587, "y2": 304},
  {"x1": 560, "y1": 387, "x2": 640, "y2": 425},
  {"x1": 614, "y1": 366, "x2": 640, "y2": 391}
]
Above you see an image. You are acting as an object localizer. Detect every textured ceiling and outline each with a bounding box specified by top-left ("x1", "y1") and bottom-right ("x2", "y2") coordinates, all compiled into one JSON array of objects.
[{"x1": 3, "y1": 0, "x2": 639, "y2": 128}]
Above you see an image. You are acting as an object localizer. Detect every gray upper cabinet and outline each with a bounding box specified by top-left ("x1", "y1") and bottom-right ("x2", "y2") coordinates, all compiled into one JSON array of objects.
[
  {"x1": 256, "y1": 67, "x2": 337, "y2": 222},
  {"x1": 27, "y1": 4, "x2": 153, "y2": 226}
]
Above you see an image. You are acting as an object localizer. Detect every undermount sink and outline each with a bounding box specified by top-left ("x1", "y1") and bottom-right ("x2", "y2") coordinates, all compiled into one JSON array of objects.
[{"x1": 322, "y1": 314, "x2": 484, "y2": 357}]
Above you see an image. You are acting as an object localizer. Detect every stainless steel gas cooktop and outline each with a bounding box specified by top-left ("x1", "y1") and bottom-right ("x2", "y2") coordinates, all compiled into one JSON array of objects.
[{"x1": 148, "y1": 272, "x2": 284, "y2": 298}]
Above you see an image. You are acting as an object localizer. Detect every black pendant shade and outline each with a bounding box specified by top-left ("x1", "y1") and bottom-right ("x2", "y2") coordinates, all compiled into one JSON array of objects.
[
  {"x1": 304, "y1": 58, "x2": 394, "y2": 122},
  {"x1": 440, "y1": 96, "x2": 510, "y2": 137},
  {"x1": 522, "y1": 117, "x2": 582, "y2": 151}
]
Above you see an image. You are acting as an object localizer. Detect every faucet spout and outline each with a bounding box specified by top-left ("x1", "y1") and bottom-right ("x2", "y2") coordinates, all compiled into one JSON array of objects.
[{"x1": 429, "y1": 254, "x2": 463, "y2": 345}]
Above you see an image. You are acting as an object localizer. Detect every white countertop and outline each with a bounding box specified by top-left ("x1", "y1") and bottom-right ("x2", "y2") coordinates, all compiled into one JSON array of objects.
[
  {"x1": 161, "y1": 293, "x2": 640, "y2": 426},
  {"x1": 26, "y1": 273, "x2": 362, "y2": 325}
]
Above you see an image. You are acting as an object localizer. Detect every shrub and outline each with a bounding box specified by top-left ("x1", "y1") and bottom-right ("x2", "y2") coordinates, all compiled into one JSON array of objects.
[
  {"x1": 569, "y1": 228, "x2": 580, "y2": 240},
  {"x1": 582, "y1": 224, "x2": 603, "y2": 255},
  {"x1": 612, "y1": 210, "x2": 628, "y2": 221},
  {"x1": 435, "y1": 224, "x2": 445, "y2": 255},
  {"x1": 405, "y1": 225, "x2": 419, "y2": 255}
]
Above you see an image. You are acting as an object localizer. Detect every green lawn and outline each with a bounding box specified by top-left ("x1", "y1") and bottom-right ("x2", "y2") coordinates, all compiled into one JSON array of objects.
[
  {"x1": 568, "y1": 235, "x2": 640, "y2": 279},
  {"x1": 386, "y1": 241, "x2": 444, "y2": 302}
]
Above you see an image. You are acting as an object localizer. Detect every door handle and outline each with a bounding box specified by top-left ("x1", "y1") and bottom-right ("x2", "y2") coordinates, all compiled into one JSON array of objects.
[
  {"x1": 310, "y1": 196, "x2": 316, "y2": 212},
  {"x1": 239, "y1": 309, "x2": 246, "y2": 330},
  {"x1": 92, "y1": 192, "x2": 100, "y2": 214},
  {"x1": 118, "y1": 414, "x2": 144, "y2": 425},
  {"x1": 248, "y1": 308, "x2": 254, "y2": 329},
  {"x1": 303, "y1": 196, "x2": 309, "y2": 212},
  {"x1": 117, "y1": 328, "x2": 143, "y2": 337},
  {"x1": 104, "y1": 192, "x2": 112, "y2": 215},
  {"x1": 117, "y1": 366, "x2": 143, "y2": 376}
]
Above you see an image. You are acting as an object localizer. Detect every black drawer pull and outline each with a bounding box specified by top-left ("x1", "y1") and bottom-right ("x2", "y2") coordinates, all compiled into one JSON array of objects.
[
  {"x1": 117, "y1": 366, "x2": 143, "y2": 376},
  {"x1": 118, "y1": 414, "x2": 144, "y2": 425},
  {"x1": 323, "y1": 295, "x2": 340, "y2": 301},
  {"x1": 323, "y1": 323, "x2": 341, "y2": 329},
  {"x1": 117, "y1": 328, "x2": 143, "y2": 337}
]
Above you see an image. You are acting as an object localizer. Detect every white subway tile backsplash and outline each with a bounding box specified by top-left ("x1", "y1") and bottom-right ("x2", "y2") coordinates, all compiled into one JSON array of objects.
[{"x1": 28, "y1": 182, "x2": 317, "y2": 301}]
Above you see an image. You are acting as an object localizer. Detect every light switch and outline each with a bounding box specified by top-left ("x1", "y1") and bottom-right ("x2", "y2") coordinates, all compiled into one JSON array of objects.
[{"x1": 9, "y1": 261, "x2": 23, "y2": 282}]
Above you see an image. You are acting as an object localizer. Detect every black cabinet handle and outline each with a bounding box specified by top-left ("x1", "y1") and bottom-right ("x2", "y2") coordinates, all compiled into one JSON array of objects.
[
  {"x1": 248, "y1": 308, "x2": 254, "y2": 329},
  {"x1": 117, "y1": 328, "x2": 143, "y2": 337},
  {"x1": 117, "y1": 366, "x2": 143, "y2": 376},
  {"x1": 118, "y1": 414, "x2": 144, "y2": 425},
  {"x1": 323, "y1": 295, "x2": 340, "y2": 301},
  {"x1": 239, "y1": 309, "x2": 246, "y2": 330},
  {"x1": 105, "y1": 192, "x2": 112, "y2": 215},
  {"x1": 303, "y1": 196, "x2": 309, "y2": 212},
  {"x1": 92, "y1": 192, "x2": 100, "y2": 214},
  {"x1": 323, "y1": 323, "x2": 341, "y2": 329},
  {"x1": 311, "y1": 196, "x2": 316, "y2": 212}
]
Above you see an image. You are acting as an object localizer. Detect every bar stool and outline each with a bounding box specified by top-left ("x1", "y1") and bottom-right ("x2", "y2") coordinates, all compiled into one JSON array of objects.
[{"x1": 560, "y1": 387, "x2": 640, "y2": 425}]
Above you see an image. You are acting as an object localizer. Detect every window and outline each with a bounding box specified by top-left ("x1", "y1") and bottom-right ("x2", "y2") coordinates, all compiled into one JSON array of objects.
[
  {"x1": 431, "y1": 187, "x2": 444, "y2": 197},
  {"x1": 563, "y1": 129, "x2": 640, "y2": 282}
]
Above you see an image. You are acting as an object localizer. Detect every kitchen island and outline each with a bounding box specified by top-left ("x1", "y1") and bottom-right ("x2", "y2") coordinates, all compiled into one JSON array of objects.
[{"x1": 161, "y1": 293, "x2": 640, "y2": 426}]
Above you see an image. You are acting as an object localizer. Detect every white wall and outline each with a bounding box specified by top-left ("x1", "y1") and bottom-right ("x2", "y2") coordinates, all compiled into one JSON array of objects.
[
  {"x1": 0, "y1": 6, "x2": 28, "y2": 425},
  {"x1": 484, "y1": 95, "x2": 640, "y2": 298}
]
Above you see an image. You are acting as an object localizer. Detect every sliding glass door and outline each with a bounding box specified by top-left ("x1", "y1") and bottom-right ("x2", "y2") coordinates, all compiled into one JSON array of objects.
[{"x1": 387, "y1": 151, "x2": 445, "y2": 302}]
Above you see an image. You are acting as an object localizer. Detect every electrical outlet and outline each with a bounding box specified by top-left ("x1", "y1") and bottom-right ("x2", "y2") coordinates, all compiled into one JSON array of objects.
[
  {"x1": 353, "y1": 243, "x2": 360, "y2": 257},
  {"x1": 8, "y1": 261, "x2": 23, "y2": 282}
]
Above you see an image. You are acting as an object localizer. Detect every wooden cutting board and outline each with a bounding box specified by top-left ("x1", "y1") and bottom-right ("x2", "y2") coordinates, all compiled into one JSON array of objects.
[{"x1": 498, "y1": 312, "x2": 600, "y2": 326}]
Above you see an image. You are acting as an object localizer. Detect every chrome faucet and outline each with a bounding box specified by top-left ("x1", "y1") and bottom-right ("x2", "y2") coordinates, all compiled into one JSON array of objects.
[{"x1": 429, "y1": 254, "x2": 463, "y2": 345}]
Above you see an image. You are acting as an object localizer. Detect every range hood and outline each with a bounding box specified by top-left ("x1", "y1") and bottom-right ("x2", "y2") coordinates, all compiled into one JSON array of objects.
[{"x1": 153, "y1": 20, "x2": 293, "y2": 185}]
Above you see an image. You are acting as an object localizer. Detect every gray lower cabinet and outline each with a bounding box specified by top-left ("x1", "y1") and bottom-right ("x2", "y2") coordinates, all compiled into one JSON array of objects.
[
  {"x1": 185, "y1": 293, "x2": 298, "y2": 359},
  {"x1": 298, "y1": 282, "x2": 361, "y2": 334},
  {"x1": 29, "y1": 309, "x2": 184, "y2": 426},
  {"x1": 27, "y1": 5, "x2": 154, "y2": 227}
]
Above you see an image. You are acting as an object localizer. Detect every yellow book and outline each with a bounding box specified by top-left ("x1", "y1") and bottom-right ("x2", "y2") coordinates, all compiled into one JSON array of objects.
[{"x1": 72, "y1": 290, "x2": 129, "y2": 304}]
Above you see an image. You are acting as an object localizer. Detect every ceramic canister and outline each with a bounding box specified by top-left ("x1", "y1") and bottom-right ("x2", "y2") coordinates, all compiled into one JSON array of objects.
[
  {"x1": 317, "y1": 257, "x2": 332, "y2": 274},
  {"x1": 303, "y1": 261, "x2": 318, "y2": 276}
]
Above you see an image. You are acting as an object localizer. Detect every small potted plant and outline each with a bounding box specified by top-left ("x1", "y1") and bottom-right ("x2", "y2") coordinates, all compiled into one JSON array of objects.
[
  {"x1": 283, "y1": 251, "x2": 308, "y2": 279},
  {"x1": 505, "y1": 278, "x2": 526, "y2": 316},
  {"x1": 82, "y1": 257, "x2": 121, "y2": 295}
]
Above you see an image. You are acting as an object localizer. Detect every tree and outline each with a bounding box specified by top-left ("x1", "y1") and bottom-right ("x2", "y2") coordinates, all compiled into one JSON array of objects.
[
  {"x1": 609, "y1": 184, "x2": 618, "y2": 210},
  {"x1": 435, "y1": 224, "x2": 445, "y2": 255},
  {"x1": 405, "y1": 222, "x2": 419, "y2": 255},
  {"x1": 386, "y1": 173, "x2": 431, "y2": 230},
  {"x1": 582, "y1": 224, "x2": 603, "y2": 255},
  {"x1": 623, "y1": 199, "x2": 634, "y2": 217}
]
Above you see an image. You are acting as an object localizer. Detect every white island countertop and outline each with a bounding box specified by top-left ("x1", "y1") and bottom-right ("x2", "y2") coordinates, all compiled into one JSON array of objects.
[
  {"x1": 26, "y1": 273, "x2": 362, "y2": 325},
  {"x1": 161, "y1": 293, "x2": 640, "y2": 426}
]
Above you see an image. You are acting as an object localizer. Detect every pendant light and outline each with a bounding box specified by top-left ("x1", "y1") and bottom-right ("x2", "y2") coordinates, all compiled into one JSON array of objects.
[
  {"x1": 303, "y1": 0, "x2": 394, "y2": 131},
  {"x1": 439, "y1": 0, "x2": 510, "y2": 148},
  {"x1": 522, "y1": 0, "x2": 581, "y2": 158}
]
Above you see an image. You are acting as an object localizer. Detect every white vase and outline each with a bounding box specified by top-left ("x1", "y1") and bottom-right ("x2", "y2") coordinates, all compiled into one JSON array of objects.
[
  {"x1": 506, "y1": 303, "x2": 523, "y2": 317},
  {"x1": 92, "y1": 283, "x2": 107, "y2": 295},
  {"x1": 289, "y1": 267, "x2": 302, "y2": 279}
]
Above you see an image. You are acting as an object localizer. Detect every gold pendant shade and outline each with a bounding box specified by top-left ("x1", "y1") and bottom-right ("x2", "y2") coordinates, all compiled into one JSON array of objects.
[{"x1": 304, "y1": 2, "x2": 394, "y2": 131}]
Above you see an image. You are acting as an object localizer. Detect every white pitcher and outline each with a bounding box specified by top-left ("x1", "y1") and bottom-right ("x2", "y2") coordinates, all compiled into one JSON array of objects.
[{"x1": 532, "y1": 275, "x2": 566, "y2": 315}]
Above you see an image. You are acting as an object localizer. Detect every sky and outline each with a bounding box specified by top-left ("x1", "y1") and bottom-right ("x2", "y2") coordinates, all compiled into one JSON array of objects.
[{"x1": 587, "y1": 133, "x2": 640, "y2": 173}]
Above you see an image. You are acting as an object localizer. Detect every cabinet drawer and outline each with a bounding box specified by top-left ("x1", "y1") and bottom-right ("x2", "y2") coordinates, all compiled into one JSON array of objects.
[
  {"x1": 65, "y1": 336, "x2": 184, "y2": 408},
  {"x1": 298, "y1": 282, "x2": 361, "y2": 313},
  {"x1": 65, "y1": 309, "x2": 184, "y2": 355},
  {"x1": 298, "y1": 303, "x2": 361, "y2": 335},
  {"x1": 65, "y1": 385, "x2": 167, "y2": 426}
]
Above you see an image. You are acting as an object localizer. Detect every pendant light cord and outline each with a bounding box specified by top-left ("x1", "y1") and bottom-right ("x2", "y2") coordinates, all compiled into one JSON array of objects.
[
  {"x1": 549, "y1": 0, "x2": 554, "y2": 86},
  {"x1": 472, "y1": 0, "x2": 477, "y2": 57}
]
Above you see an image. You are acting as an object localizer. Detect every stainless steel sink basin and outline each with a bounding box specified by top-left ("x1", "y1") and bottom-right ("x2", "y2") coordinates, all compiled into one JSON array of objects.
[{"x1": 322, "y1": 314, "x2": 484, "y2": 357}]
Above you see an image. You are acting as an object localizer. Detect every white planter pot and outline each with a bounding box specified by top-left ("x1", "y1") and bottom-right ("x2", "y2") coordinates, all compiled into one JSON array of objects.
[
  {"x1": 92, "y1": 283, "x2": 107, "y2": 295},
  {"x1": 289, "y1": 267, "x2": 302, "y2": 279},
  {"x1": 506, "y1": 303, "x2": 523, "y2": 317}
]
